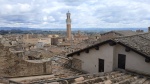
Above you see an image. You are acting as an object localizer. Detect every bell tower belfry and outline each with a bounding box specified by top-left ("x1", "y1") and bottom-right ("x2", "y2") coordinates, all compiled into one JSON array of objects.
[{"x1": 66, "y1": 11, "x2": 72, "y2": 40}]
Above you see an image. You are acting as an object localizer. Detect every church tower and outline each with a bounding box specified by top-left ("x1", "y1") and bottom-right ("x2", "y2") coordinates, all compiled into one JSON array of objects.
[{"x1": 66, "y1": 11, "x2": 72, "y2": 40}]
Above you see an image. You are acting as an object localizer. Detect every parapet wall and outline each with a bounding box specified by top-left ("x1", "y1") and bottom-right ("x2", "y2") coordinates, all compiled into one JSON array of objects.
[
  {"x1": 71, "y1": 58, "x2": 82, "y2": 70},
  {"x1": 0, "y1": 43, "x2": 52, "y2": 77}
]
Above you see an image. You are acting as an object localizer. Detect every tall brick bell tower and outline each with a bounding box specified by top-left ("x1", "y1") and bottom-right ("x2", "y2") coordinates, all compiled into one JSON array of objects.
[{"x1": 66, "y1": 11, "x2": 72, "y2": 40}]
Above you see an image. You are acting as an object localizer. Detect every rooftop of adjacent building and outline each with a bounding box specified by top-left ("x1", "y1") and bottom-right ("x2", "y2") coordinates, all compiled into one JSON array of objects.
[
  {"x1": 101, "y1": 30, "x2": 144, "y2": 36},
  {"x1": 6, "y1": 70, "x2": 150, "y2": 84},
  {"x1": 67, "y1": 32, "x2": 150, "y2": 58}
]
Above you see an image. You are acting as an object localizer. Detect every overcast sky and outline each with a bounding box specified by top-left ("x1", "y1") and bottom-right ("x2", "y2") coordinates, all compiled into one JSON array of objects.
[{"x1": 0, "y1": 0, "x2": 150, "y2": 28}]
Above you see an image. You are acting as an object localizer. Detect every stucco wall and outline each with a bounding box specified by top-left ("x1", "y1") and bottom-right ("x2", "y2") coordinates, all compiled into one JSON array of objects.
[
  {"x1": 72, "y1": 43, "x2": 150, "y2": 75},
  {"x1": 114, "y1": 44, "x2": 150, "y2": 75},
  {"x1": 73, "y1": 44, "x2": 114, "y2": 73}
]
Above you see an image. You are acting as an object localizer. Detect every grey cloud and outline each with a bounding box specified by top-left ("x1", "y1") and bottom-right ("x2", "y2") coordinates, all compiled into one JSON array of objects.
[
  {"x1": 58, "y1": 0, "x2": 85, "y2": 6},
  {"x1": 0, "y1": 0, "x2": 150, "y2": 28},
  {"x1": 1, "y1": 15, "x2": 29, "y2": 23}
]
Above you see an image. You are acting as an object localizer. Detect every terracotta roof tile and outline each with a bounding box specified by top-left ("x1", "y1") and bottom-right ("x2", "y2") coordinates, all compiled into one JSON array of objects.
[{"x1": 114, "y1": 33, "x2": 150, "y2": 57}]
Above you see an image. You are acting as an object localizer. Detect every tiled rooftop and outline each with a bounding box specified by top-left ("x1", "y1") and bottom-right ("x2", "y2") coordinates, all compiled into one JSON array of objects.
[
  {"x1": 114, "y1": 33, "x2": 150, "y2": 57},
  {"x1": 10, "y1": 70, "x2": 150, "y2": 84},
  {"x1": 101, "y1": 30, "x2": 142, "y2": 36}
]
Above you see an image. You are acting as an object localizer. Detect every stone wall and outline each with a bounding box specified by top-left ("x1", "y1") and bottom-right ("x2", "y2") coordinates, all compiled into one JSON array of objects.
[
  {"x1": 0, "y1": 43, "x2": 52, "y2": 77},
  {"x1": 71, "y1": 58, "x2": 82, "y2": 70}
]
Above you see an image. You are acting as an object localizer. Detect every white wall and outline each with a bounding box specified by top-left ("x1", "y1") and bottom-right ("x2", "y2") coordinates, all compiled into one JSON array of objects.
[
  {"x1": 114, "y1": 44, "x2": 150, "y2": 75},
  {"x1": 73, "y1": 43, "x2": 150, "y2": 75},
  {"x1": 73, "y1": 44, "x2": 114, "y2": 73}
]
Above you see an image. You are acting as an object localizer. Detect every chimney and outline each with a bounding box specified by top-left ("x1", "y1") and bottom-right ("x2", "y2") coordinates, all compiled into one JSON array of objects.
[{"x1": 148, "y1": 27, "x2": 150, "y2": 32}]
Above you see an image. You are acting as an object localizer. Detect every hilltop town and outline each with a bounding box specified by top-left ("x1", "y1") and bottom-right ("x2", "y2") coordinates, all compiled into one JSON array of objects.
[{"x1": 0, "y1": 12, "x2": 150, "y2": 84}]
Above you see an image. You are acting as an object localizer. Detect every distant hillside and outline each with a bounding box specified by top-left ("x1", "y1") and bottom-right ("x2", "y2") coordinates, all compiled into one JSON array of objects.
[
  {"x1": 45, "y1": 28, "x2": 148, "y2": 32},
  {"x1": 0, "y1": 27, "x2": 148, "y2": 32}
]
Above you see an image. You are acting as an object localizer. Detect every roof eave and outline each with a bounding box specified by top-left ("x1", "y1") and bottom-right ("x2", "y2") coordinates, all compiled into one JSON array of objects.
[{"x1": 67, "y1": 40, "x2": 150, "y2": 59}]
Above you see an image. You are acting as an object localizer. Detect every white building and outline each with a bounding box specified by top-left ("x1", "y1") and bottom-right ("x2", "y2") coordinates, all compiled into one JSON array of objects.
[{"x1": 67, "y1": 33, "x2": 150, "y2": 75}]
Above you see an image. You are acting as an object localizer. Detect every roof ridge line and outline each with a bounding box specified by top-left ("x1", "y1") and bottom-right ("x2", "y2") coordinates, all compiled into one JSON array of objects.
[
  {"x1": 137, "y1": 34, "x2": 150, "y2": 42},
  {"x1": 112, "y1": 32, "x2": 149, "y2": 40}
]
